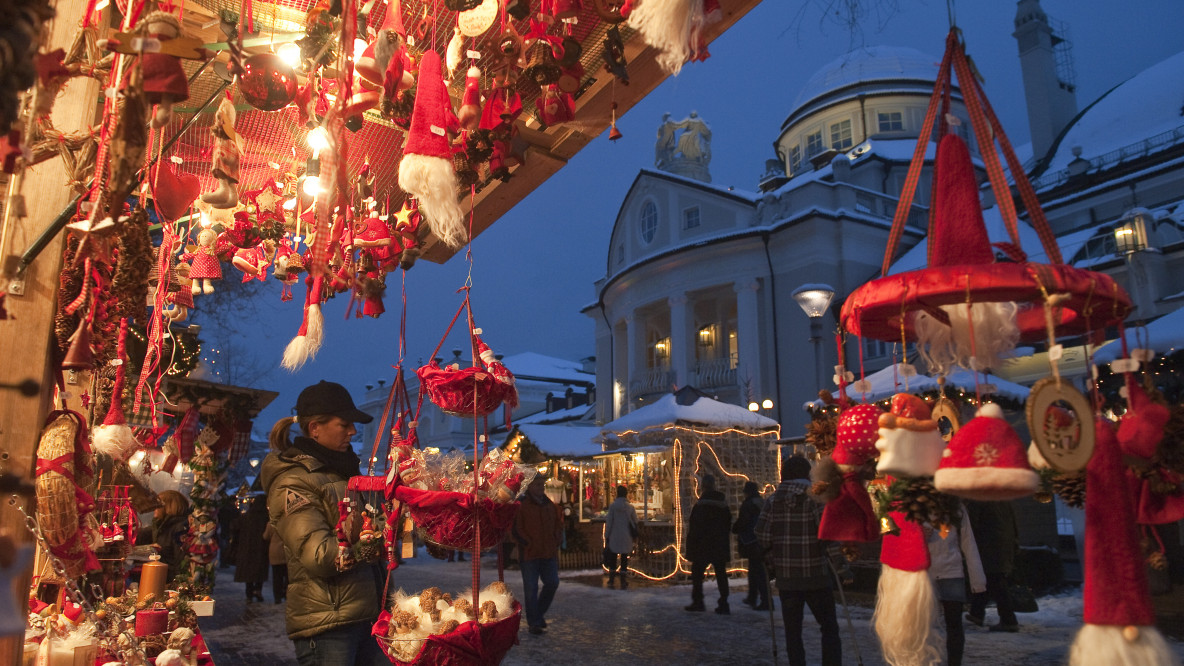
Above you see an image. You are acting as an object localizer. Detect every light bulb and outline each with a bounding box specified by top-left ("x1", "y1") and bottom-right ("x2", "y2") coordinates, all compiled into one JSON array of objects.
[
  {"x1": 277, "y1": 42, "x2": 302, "y2": 68},
  {"x1": 353, "y1": 38, "x2": 368, "y2": 60},
  {"x1": 302, "y1": 176, "x2": 322, "y2": 197},
  {"x1": 306, "y1": 127, "x2": 329, "y2": 153},
  {"x1": 283, "y1": 197, "x2": 297, "y2": 210}
]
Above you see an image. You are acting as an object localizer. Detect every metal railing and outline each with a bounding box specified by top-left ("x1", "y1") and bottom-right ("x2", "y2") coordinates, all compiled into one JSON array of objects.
[
  {"x1": 692, "y1": 356, "x2": 737, "y2": 389},
  {"x1": 1031, "y1": 124, "x2": 1184, "y2": 191},
  {"x1": 629, "y1": 366, "x2": 675, "y2": 399}
]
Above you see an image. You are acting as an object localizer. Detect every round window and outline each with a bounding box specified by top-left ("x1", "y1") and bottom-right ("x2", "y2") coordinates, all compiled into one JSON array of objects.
[{"x1": 639, "y1": 201, "x2": 658, "y2": 244}]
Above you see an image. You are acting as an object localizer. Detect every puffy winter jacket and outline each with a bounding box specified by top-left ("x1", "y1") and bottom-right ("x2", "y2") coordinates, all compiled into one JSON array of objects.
[{"x1": 261, "y1": 441, "x2": 382, "y2": 639}]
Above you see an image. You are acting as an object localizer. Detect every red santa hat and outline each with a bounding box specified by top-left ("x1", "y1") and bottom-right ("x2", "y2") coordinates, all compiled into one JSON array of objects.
[
  {"x1": 874, "y1": 508, "x2": 940, "y2": 666},
  {"x1": 928, "y1": 132, "x2": 993, "y2": 268},
  {"x1": 397, "y1": 49, "x2": 466, "y2": 249},
  {"x1": 458, "y1": 66, "x2": 482, "y2": 131},
  {"x1": 92, "y1": 319, "x2": 139, "y2": 462},
  {"x1": 817, "y1": 403, "x2": 883, "y2": 543},
  {"x1": 1117, "y1": 381, "x2": 1170, "y2": 460},
  {"x1": 934, "y1": 403, "x2": 1038, "y2": 501},
  {"x1": 1068, "y1": 417, "x2": 1179, "y2": 666}
]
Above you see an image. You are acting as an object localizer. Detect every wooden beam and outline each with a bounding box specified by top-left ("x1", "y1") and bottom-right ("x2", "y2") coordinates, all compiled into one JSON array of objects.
[{"x1": 0, "y1": 0, "x2": 104, "y2": 662}]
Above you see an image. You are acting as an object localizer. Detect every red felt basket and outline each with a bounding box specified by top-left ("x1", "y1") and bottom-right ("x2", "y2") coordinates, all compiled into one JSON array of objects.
[
  {"x1": 391, "y1": 485, "x2": 519, "y2": 551},
  {"x1": 416, "y1": 361, "x2": 514, "y2": 418},
  {"x1": 375, "y1": 602, "x2": 521, "y2": 666}
]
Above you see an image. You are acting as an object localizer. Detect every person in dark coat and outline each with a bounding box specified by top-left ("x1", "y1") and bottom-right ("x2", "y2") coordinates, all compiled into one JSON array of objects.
[
  {"x1": 733, "y1": 480, "x2": 769, "y2": 610},
  {"x1": 234, "y1": 496, "x2": 270, "y2": 601},
  {"x1": 218, "y1": 502, "x2": 240, "y2": 569},
  {"x1": 684, "y1": 474, "x2": 733, "y2": 614},
  {"x1": 151, "y1": 490, "x2": 191, "y2": 582},
  {"x1": 965, "y1": 499, "x2": 1020, "y2": 631}
]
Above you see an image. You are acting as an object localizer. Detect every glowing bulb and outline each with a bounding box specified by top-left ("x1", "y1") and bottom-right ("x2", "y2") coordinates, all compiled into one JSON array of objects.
[
  {"x1": 282, "y1": 197, "x2": 297, "y2": 210},
  {"x1": 762, "y1": 399, "x2": 774, "y2": 410},
  {"x1": 302, "y1": 176, "x2": 322, "y2": 196},
  {"x1": 748, "y1": 402, "x2": 759, "y2": 412},
  {"x1": 198, "y1": 211, "x2": 212, "y2": 228},
  {"x1": 353, "y1": 38, "x2": 369, "y2": 60},
  {"x1": 277, "y1": 42, "x2": 302, "y2": 68},
  {"x1": 306, "y1": 127, "x2": 329, "y2": 153}
]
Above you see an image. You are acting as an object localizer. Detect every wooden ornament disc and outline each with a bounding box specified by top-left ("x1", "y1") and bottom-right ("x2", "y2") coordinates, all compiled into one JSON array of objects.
[
  {"x1": 458, "y1": 0, "x2": 499, "y2": 37},
  {"x1": 1026, "y1": 377, "x2": 1095, "y2": 473},
  {"x1": 932, "y1": 397, "x2": 961, "y2": 442}
]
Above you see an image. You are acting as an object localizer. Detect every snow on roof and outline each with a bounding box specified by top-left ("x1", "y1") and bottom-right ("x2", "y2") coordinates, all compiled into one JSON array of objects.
[
  {"x1": 1044, "y1": 50, "x2": 1184, "y2": 173},
  {"x1": 499, "y1": 352, "x2": 594, "y2": 383},
  {"x1": 515, "y1": 404, "x2": 593, "y2": 425},
  {"x1": 792, "y1": 46, "x2": 941, "y2": 114},
  {"x1": 518, "y1": 424, "x2": 604, "y2": 458},
  {"x1": 1093, "y1": 306, "x2": 1184, "y2": 363},
  {"x1": 807, "y1": 363, "x2": 1030, "y2": 407},
  {"x1": 601, "y1": 393, "x2": 778, "y2": 436}
]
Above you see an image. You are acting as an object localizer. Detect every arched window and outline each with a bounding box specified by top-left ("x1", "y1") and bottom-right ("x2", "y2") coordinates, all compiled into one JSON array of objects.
[{"x1": 639, "y1": 201, "x2": 658, "y2": 244}]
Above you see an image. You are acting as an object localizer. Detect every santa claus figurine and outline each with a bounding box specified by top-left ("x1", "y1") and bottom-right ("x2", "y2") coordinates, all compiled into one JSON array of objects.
[
  {"x1": 813, "y1": 402, "x2": 882, "y2": 543},
  {"x1": 875, "y1": 393, "x2": 946, "y2": 478}
]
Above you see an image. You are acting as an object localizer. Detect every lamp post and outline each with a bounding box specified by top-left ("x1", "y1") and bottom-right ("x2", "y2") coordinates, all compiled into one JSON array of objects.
[{"x1": 792, "y1": 283, "x2": 836, "y2": 393}]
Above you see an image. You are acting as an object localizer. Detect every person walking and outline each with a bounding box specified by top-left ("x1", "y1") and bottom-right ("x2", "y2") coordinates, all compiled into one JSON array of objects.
[
  {"x1": 260, "y1": 380, "x2": 385, "y2": 666},
  {"x1": 263, "y1": 521, "x2": 288, "y2": 604},
  {"x1": 684, "y1": 474, "x2": 733, "y2": 614},
  {"x1": 733, "y1": 480, "x2": 769, "y2": 610},
  {"x1": 927, "y1": 499, "x2": 986, "y2": 666},
  {"x1": 234, "y1": 496, "x2": 270, "y2": 602},
  {"x1": 604, "y1": 485, "x2": 639, "y2": 589},
  {"x1": 513, "y1": 475, "x2": 564, "y2": 636},
  {"x1": 756, "y1": 456, "x2": 843, "y2": 666},
  {"x1": 965, "y1": 499, "x2": 1020, "y2": 632}
]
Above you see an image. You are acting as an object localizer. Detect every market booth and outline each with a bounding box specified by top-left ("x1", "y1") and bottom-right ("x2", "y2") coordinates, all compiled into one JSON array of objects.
[{"x1": 592, "y1": 386, "x2": 780, "y2": 580}]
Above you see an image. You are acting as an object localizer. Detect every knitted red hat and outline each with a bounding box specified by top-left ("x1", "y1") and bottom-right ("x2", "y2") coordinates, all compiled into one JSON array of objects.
[
  {"x1": 880, "y1": 509, "x2": 930, "y2": 572},
  {"x1": 928, "y1": 133, "x2": 993, "y2": 268},
  {"x1": 1084, "y1": 416, "x2": 1154, "y2": 627},
  {"x1": 833, "y1": 403, "x2": 882, "y2": 466},
  {"x1": 403, "y1": 49, "x2": 453, "y2": 161},
  {"x1": 1117, "y1": 381, "x2": 1169, "y2": 460},
  {"x1": 458, "y1": 66, "x2": 482, "y2": 130},
  {"x1": 934, "y1": 403, "x2": 1038, "y2": 501}
]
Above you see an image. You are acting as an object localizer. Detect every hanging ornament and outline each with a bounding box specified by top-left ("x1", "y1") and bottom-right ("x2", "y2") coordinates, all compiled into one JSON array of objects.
[
  {"x1": 1026, "y1": 378, "x2": 1095, "y2": 473},
  {"x1": 149, "y1": 158, "x2": 201, "y2": 221},
  {"x1": 199, "y1": 97, "x2": 243, "y2": 209},
  {"x1": 239, "y1": 53, "x2": 298, "y2": 111},
  {"x1": 625, "y1": 0, "x2": 720, "y2": 75},
  {"x1": 608, "y1": 101, "x2": 622, "y2": 141},
  {"x1": 458, "y1": 0, "x2": 499, "y2": 36}
]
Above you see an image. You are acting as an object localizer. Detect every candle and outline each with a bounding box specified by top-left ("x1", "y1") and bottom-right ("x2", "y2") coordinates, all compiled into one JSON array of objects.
[
  {"x1": 138, "y1": 555, "x2": 168, "y2": 603},
  {"x1": 134, "y1": 607, "x2": 168, "y2": 636}
]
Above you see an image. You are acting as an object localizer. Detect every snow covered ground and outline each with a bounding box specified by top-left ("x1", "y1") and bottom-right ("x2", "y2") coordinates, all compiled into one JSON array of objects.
[{"x1": 201, "y1": 553, "x2": 1184, "y2": 665}]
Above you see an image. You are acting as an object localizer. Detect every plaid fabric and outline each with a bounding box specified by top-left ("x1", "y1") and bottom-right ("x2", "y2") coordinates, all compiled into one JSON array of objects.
[
  {"x1": 755, "y1": 479, "x2": 841, "y2": 591},
  {"x1": 227, "y1": 419, "x2": 253, "y2": 465},
  {"x1": 174, "y1": 407, "x2": 200, "y2": 462}
]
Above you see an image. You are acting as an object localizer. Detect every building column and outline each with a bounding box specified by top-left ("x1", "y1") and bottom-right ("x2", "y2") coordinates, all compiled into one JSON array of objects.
[
  {"x1": 668, "y1": 294, "x2": 690, "y2": 388},
  {"x1": 734, "y1": 280, "x2": 761, "y2": 402},
  {"x1": 625, "y1": 313, "x2": 647, "y2": 404},
  {"x1": 611, "y1": 319, "x2": 629, "y2": 421}
]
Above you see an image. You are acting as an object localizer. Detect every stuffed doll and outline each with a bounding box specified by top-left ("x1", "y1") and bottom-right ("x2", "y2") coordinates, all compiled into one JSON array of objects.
[
  {"x1": 138, "y1": 12, "x2": 190, "y2": 128},
  {"x1": 200, "y1": 98, "x2": 242, "y2": 209},
  {"x1": 181, "y1": 228, "x2": 222, "y2": 295},
  {"x1": 163, "y1": 261, "x2": 194, "y2": 322}
]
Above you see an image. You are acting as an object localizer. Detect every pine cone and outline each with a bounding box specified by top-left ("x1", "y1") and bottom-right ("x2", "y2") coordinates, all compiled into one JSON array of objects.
[
  {"x1": 805, "y1": 414, "x2": 838, "y2": 456},
  {"x1": 1051, "y1": 473, "x2": 1085, "y2": 509}
]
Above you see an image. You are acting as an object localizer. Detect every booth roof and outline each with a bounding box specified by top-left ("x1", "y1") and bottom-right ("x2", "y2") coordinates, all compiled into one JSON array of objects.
[
  {"x1": 1093, "y1": 306, "x2": 1184, "y2": 363},
  {"x1": 600, "y1": 393, "x2": 779, "y2": 437},
  {"x1": 807, "y1": 362, "x2": 1031, "y2": 408},
  {"x1": 518, "y1": 424, "x2": 603, "y2": 459}
]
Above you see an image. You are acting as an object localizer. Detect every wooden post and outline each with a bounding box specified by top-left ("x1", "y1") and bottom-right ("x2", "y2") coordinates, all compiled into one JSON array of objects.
[{"x1": 0, "y1": 0, "x2": 103, "y2": 661}]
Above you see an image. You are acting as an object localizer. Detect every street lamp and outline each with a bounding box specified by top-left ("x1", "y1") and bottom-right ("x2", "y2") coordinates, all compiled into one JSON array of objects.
[{"x1": 792, "y1": 283, "x2": 836, "y2": 392}]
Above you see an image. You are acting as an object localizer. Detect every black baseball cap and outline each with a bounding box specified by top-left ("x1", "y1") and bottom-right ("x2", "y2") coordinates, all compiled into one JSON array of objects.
[{"x1": 295, "y1": 381, "x2": 373, "y2": 423}]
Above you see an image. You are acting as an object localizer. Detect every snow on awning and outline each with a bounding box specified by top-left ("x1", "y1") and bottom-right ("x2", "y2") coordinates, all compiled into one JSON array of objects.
[
  {"x1": 518, "y1": 424, "x2": 604, "y2": 459},
  {"x1": 806, "y1": 363, "x2": 1030, "y2": 408},
  {"x1": 1093, "y1": 306, "x2": 1184, "y2": 363},
  {"x1": 600, "y1": 391, "x2": 779, "y2": 440}
]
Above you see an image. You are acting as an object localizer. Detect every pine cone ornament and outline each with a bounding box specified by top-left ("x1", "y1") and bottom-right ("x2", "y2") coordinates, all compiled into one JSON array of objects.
[
  {"x1": 806, "y1": 413, "x2": 838, "y2": 456},
  {"x1": 884, "y1": 476, "x2": 956, "y2": 528},
  {"x1": 1051, "y1": 472, "x2": 1086, "y2": 509}
]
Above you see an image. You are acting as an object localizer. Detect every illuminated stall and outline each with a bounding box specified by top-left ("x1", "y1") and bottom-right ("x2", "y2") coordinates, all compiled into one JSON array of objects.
[{"x1": 596, "y1": 387, "x2": 781, "y2": 580}]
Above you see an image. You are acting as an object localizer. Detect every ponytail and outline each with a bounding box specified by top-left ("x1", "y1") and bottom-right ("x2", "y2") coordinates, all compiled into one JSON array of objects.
[{"x1": 269, "y1": 416, "x2": 298, "y2": 452}]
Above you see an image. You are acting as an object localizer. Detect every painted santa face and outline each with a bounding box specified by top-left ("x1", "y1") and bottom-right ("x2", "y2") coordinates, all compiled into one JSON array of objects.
[{"x1": 875, "y1": 424, "x2": 946, "y2": 478}]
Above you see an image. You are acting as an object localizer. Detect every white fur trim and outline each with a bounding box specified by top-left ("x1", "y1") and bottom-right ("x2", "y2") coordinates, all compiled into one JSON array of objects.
[
  {"x1": 977, "y1": 403, "x2": 1004, "y2": 419},
  {"x1": 1069, "y1": 624, "x2": 1182, "y2": 666},
  {"x1": 874, "y1": 565, "x2": 941, "y2": 666},
  {"x1": 281, "y1": 303, "x2": 323, "y2": 371},
  {"x1": 934, "y1": 465, "x2": 1039, "y2": 501},
  {"x1": 397, "y1": 154, "x2": 467, "y2": 248},
  {"x1": 92, "y1": 423, "x2": 139, "y2": 462},
  {"x1": 626, "y1": 0, "x2": 699, "y2": 76}
]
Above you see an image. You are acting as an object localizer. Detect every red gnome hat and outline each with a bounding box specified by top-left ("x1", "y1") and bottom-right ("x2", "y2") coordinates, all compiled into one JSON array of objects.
[
  {"x1": 1068, "y1": 417, "x2": 1178, "y2": 665},
  {"x1": 458, "y1": 66, "x2": 482, "y2": 131},
  {"x1": 92, "y1": 319, "x2": 139, "y2": 462},
  {"x1": 935, "y1": 402, "x2": 1038, "y2": 501},
  {"x1": 1117, "y1": 381, "x2": 1170, "y2": 460},
  {"x1": 874, "y1": 502, "x2": 940, "y2": 666},
  {"x1": 929, "y1": 132, "x2": 994, "y2": 268},
  {"x1": 818, "y1": 403, "x2": 883, "y2": 543},
  {"x1": 356, "y1": 0, "x2": 408, "y2": 86},
  {"x1": 397, "y1": 49, "x2": 466, "y2": 249}
]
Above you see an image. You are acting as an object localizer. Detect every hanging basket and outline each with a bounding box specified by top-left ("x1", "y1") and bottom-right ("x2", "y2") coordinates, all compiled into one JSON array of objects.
[
  {"x1": 391, "y1": 485, "x2": 518, "y2": 551},
  {"x1": 416, "y1": 358, "x2": 516, "y2": 419},
  {"x1": 375, "y1": 602, "x2": 521, "y2": 666}
]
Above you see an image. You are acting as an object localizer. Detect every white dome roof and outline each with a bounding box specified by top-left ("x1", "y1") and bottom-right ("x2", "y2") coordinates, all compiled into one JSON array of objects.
[
  {"x1": 1042, "y1": 50, "x2": 1184, "y2": 173},
  {"x1": 792, "y1": 46, "x2": 942, "y2": 112}
]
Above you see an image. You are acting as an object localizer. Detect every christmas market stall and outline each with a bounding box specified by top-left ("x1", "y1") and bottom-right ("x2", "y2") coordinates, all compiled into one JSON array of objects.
[{"x1": 594, "y1": 386, "x2": 780, "y2": 581}]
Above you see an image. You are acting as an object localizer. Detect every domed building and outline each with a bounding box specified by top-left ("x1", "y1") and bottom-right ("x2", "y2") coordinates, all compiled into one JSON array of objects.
[{"x1": 586, "y1": 0, "x2": 1184, "y2": 436}]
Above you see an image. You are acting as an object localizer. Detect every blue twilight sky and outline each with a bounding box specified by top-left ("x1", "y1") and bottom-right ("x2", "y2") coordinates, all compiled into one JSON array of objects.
[{"x1": 203, "y1": 0, "x2": 1184, "y2": 434}]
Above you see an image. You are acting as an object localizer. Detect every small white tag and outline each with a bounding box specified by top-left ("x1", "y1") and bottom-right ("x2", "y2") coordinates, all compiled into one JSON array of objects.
[
  {"x1": 1131, "y1": 348, "x2": 1155, "y2": 363},
  {"x1": 852, "y1": 379, "x2": 873, "y2": 394},
  {"x1": 110, "y1": 359, "x2": 123, "y2": 367},
  {"x1": 1048, "y1": 344, "x2": 1064, "y2": 361},
  {"x1": 131, "y1": 36, "x2": 162, "y2": 53},
  {"x1": 268, "y1": 161, "x2": 282, "y2": 169},
  {"x1": 479, "y1": 434, "x2": 486, "y2": 443},
  {"x1": 104, "y1": 87, "x2": 117, "y2": 99},
  {"x1": 430, "y1": 124, "x2": 446, "y2": 136},
  {"x1": 898, "y1": 363, "x2": 917, "y2": 377},
  {"x1": 466, "y1": 49, "x2": 481, "y2": 59},
  {"x1": 1111, "y1": 358, "x2": 1140, "y2": 373},
  {"x1": 170, "y1": 155, "x2": 184, "y2": 164}
]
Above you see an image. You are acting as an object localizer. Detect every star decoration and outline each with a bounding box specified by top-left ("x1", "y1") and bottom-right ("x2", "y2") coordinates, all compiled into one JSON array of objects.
[
  {"x1": 393, "y1": 200, "x2": 421, "y2": 236},
  {"x1": 974, "y1": 443, "x2": 999, "y2": 466}
]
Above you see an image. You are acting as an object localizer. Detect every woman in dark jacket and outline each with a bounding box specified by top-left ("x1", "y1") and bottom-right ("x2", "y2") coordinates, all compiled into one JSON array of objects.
[
  {"x1": 733, "y1": 481, "x2": 769, "y2": 610},
  {"x1": 152, "y1": 490, "x2": 191, "y2": 582},
  {"x1": 234, "y1": 496, "x2": 270, "y2": 601}
]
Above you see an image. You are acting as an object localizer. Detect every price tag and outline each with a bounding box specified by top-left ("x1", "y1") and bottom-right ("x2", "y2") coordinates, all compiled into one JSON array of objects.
[
  {"x1": 170, "y1": 155, "x2": 184, "y2": 164},
  {"x1": 898, "y1": 363, "x2": 917, "y2": 377},
  {"x1": 852, "y1": 379, "x2": 873, "y2": 394},
  {"x1": 1049, "y1": 344, "x2": 1064, "y2": 362},
  {"x1": 1110, "y1": 358, "x2": 1140, "y2": 373},
  {"x1": 430, "y1": 124, "x2": 446, "y2": 136},
  {"x1": 1131, "y1": 348, "x2": 1155, "y2": 363},
  {"x1": 109, "y1": 359, "x2": 123, "y2": 367},
  {"x1": 131, "y1": 36, "x2": 162, "y2": 52},
  {"x1": 466, "y1": 50, "x2": 482, "y2": 59}
]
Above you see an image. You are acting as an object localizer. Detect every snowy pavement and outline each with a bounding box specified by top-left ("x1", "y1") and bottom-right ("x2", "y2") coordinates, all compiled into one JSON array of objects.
[{"x1": 201, "y1": 554, "x2": 1184, "y2": 665}]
